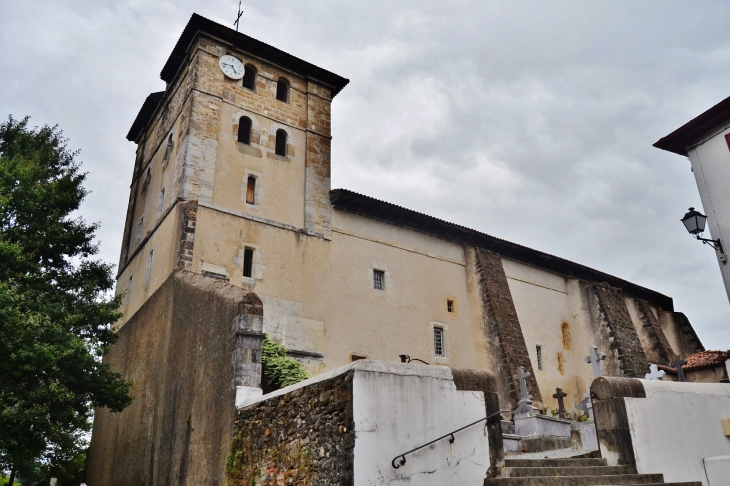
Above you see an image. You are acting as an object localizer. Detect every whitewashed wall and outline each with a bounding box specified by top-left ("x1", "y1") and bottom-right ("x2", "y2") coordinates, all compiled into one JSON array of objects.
[
  {"x1": 352, "y1": 362, "x2": 490, "y2": 486},
  {"x1": 688, "y1": 127, "x2": 730, "y2": 303},
  {"x1": 624, "y1": 380, "x2": 730, "y2": 485}
]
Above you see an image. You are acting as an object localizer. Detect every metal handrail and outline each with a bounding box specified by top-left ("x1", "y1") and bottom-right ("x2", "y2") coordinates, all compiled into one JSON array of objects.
[{"x1": 391, "y1": 409, "x2": 507, "y2": 469}]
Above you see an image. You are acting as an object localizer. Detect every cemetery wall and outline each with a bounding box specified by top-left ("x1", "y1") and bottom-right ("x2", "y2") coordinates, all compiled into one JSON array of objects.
[
  {"x1": 86, "y1": 270, "x2": 263, "y2": 486},
  {"x1": 230, "y1": 361, "x2": 493, "y2": 486},
  {"x1": 592, "y1": 377, "x2": 730, "y2": 486}
]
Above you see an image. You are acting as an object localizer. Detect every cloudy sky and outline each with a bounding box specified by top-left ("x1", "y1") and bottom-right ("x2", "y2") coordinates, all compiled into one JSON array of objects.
[{"x1": 2, "y1": 0, "x2": 730, "y2": 349}]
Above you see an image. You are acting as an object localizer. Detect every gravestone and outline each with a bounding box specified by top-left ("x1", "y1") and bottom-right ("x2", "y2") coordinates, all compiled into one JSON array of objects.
[
  {"x1": 512, "y1": 366, "x2": 534, "y2": 415},
  {"x1": 585, "y1": 345, "x2": 606, "y2": 378},
  {"x1": 577, "y1": 390, "x2": 594, "y2": 421},
  {"x1": 670, "y1": 355, "x2": 688, "y2": 382},
  {"x1": 552, "y1": 388, "x2": 568, "y2": 418},
  {"x1": 645, "y1": 364, "x2": 666, "y2": 381}
]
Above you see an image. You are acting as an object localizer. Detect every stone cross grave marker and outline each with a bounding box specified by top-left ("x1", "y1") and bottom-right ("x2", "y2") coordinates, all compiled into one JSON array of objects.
[
  {"x1": 582, "y1": 390, "x2": 594, "y2": 421},
  {"x1": 585, "y1": 345, "x2": 606, "y2": 378},
  {"x1": 512, "y1": 366, "x2": 534, "y2": 415},
  {"x1": 670, "y1": 355, "x2": 688, "y2": 382},
  {"x1": 645, "y1": 364, "x2": 666, "y2": 381},
  {"x1": 552, "y1": 388, "x2": 568, "y2": 418}
]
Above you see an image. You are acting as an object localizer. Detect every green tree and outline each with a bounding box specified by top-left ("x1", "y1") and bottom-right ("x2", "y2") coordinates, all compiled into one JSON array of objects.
[
  {"x1": 261, "y1": 334, "x2": 309, "y2": 394},
  {"x1": 0, "y1": 116, "x2": 132, "y2": 485}
]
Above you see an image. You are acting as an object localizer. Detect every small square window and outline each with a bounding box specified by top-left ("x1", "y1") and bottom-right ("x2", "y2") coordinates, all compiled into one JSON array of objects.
[
  {"x1": 243, "y1": 248, "x2": 254, "y2": 278},
  {"x1": 536, "y1": 345, "x2": 543, "y2": 371},
  {"x1": 447, "y1": 300, "x2": 454, "y2": 313},
  {"x1": 434, "y1": 328, "x2": 444, "y2": 357},
  {"x1": 373, "y1": 270, "x2": 385, "y2": 290}
]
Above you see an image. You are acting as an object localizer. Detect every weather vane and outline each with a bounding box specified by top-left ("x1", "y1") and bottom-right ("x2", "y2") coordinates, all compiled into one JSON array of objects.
[{"x1": 234, "y1": 1, "x2": 244, "y2": 32}]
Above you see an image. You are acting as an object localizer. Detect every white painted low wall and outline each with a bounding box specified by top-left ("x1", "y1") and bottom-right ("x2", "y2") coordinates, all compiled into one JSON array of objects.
[
  {"x1": 624, "y1": 380, "x2": 730, "y2": 486},
  {"x1": 352, "y1": 362, "x2": 489, "y2": 486}
]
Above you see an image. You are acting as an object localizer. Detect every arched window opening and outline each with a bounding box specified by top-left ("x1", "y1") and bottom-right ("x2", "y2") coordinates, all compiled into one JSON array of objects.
[
  {"x1": 162, "y1": 132, "x2": 174, "y2": 166},
  {"x1": 561, "y1": 322, "x2": 572, "y2": 350},
  {"x1": 275, "y1": 129, "x2": 287, "y2": 156},
  {"x1": 276, "y1": 78, "x2": 289, "y2": 102},
  {"x1": 242, "y1": 64, "x2": 257, "y2": 90},
  {"x1": 238, "y1": 116, "x2": 252, "y2": 145}
]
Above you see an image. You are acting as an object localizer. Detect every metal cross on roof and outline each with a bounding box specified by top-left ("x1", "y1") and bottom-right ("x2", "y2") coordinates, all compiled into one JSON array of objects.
[
  {"x1": 513, "y1": 366, "x2": 532, "y2": 402},
  {"x1": 645, "y1": 364, "x2": 666, "y2": 381},
  {"x1": 669, "y1": 355, "x2": 688, "y2": 382},
  {"x1": 234, "y1": 1, "x2": 244, "y2": 32},
  {"x1": 552, "y1": 388, "x2": 568, "y2": 418},
  {"x1": 585, "y1": 345, "x2": 606, "y2": 378}
]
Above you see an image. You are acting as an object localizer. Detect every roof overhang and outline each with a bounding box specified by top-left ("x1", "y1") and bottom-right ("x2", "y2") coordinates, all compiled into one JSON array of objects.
[{"x1": 654, "y1": 95, "x2": 730, "y2": 156}]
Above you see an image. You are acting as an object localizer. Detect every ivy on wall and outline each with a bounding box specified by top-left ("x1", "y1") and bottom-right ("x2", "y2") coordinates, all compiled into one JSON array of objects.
[{"x1": 261, "y1": 334, "x2": 310, "y2": 394}]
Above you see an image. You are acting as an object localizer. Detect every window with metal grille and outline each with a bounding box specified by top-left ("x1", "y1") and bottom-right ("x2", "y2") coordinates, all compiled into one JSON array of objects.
[
  {"x1": 434, "y1": 327, "x2": 444, "y2": 357},
  {"x1": 243, "y1": 248, "x2": 254, "y2": 278},
  {"x1": 536, "y1": 345, "x2": 543, "y2": 371},
  {"x1": 242, "y1": 64, "x2": 257, "y2": 90},
  {"x1": 246, "y1": 176, "x2": 256, "y2": 204},
  {"x1": 144, "y1": 249, "x2": 154, "y2": 286},
  {"x1": 238, "y1": 116, "x2": 252, "y2": 144},
  {"x1": 275, "y1": 129, "x2": 287, "y2": 156},
  {"x1": 447, "y1": 300, "x2": 454, "y2": 313},
  {"x1": 373, "y1": 269, "x2": 385, "y2": 290},
  {"x1": 276, "y1": 78, "x2": 289, "y2": 102}
]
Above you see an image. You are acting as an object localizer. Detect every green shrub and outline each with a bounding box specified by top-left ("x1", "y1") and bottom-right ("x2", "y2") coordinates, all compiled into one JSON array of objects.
[{"x1": 261, "y1": 334, "x2": 309, "y2": 394}]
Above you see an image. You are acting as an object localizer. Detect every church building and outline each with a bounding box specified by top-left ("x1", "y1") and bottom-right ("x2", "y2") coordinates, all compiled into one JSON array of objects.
[{"x1": 87, "y1": 13, "x2": 707, "y2": 484}]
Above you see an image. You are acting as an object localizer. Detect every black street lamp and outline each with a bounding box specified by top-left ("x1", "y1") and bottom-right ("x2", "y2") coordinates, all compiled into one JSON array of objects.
[{"x1": 681, "y1": 207, "x2": 725, "y2": 259}]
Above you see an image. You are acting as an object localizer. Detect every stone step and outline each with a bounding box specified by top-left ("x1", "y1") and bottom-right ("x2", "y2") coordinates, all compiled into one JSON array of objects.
[
  {"x1": 504, "y1": 458, "x2": 607, "y2": 468},
  {"x1": 501, "y1": 465, "x2": 636, "y2": 477},
  {"x1": 484, "y1": 474, "x2": 664, "y2": 486}
]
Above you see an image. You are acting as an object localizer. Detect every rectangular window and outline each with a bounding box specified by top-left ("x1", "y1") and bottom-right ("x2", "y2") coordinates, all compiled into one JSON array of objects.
[
  {"x1": 536, "y1": 345, "x2": 543, "y2": 371},
  {"x1": 136, "y1": 216, "x2": 144, "y2": 244},
  {"x1": 144, "y1": 250, "x2": 154, "y2": 285},
  {"x1": 246, "y1": 176, "x2": 256, "y2": 205},
  {"x1": 243, "y1": 248, "x2": 254, "y2": 278},
  {"x1": 157, "y1": 187, "x2": 166, "y2": 218},
  {"x1": 350, "y1": 354, "x2": 367, "y2": 362},
  {"x1": 373, "y1": 270, "x2": 385, "y2": 290},
  {"x1": 434, "y1": 327, "x2": 444, "y2": 357},
  {"x1": 125, "y1": 276, "x2": 133, "y2": 304},
  {"x1": 447, "y1": 300, "x2": 454, "y2": 313}
]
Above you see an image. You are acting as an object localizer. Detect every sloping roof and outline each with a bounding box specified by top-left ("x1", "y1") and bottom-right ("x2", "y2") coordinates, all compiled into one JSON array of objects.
[
  {"x1": 657, "y1": 350, "x2": 729, "y2": 374},
  {"x1": 654, "y1": 95, "x2": 730, "y2": 156},
  {"x1": 126, "y1": 91, "x2": 165, "y2": 142},
  {"x1": 330, "y1": 189, "x2": 674, "y2": 310},
  {"x1": 161, "y1": 13, "x2": 349, "y2": 95}
]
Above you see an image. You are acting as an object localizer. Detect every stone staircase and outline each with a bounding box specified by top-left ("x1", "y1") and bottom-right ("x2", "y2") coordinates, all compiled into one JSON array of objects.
[{"x1": 485, "y1": 455, "x2": 703, "y2": 486}]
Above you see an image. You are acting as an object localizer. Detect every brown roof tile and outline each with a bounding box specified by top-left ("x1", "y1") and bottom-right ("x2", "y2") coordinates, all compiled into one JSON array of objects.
[{"x1": 657, "y1": 350, "x2": 729, "y2": 374}]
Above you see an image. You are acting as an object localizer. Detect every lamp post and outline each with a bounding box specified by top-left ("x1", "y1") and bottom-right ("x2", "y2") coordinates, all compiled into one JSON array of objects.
[{"x1": 681, "y1": 207, "x2": 726, "y2": 263}]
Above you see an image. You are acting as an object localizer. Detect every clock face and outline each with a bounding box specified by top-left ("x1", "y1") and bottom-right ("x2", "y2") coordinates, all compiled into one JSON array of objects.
[{"x1": 219, "y1": 55, "x2": 244, "y2": 80}]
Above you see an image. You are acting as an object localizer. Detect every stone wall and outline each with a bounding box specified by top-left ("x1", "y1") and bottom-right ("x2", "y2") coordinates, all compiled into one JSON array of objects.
[
  {"x1": 471, "y1": 247, "x2": 542, "y2": 409},
  {"x1": 632, "y1": 298, "x2": 674, "y2": 365},
  {"x1": 586, "y1": 283, "x2": 649, "y2": 378},
  {"x1": 86, "y1": 271, "x2": 263, "y2": 486},
  {"x1": 227, "y1": 371, "x2": 355, "y2": 485}
]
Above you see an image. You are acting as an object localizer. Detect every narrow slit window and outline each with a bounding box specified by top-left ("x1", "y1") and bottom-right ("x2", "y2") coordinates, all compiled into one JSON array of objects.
[
  {"x1": 162, "y1": 133, "x2": 173, "y2": 165},
  {"x1": 136, "y1": 216, "x2": 144, "y2": 244},
  {"x1": 447, "y1": 300, "x2": 454, "y2": 313},
  {"x1": 536, "y1": 345, "x2": 543, "y2": 371},
  {"x1": 141, "y1": 167, "x2": 151, "y2": 195},
  {"x1": 246, "y1": 176, "x2": 256, "y2": 204},
  {"x1": 242, "y1": 64, "x2": 257, "y2": 90},
  {"x1": 144, "y1": 249, "x2": 154, "y2": 285},
  {"x1": 276, "y1": 78, "x2": 289, "y2": 102},
  {"x1": 373, "y1": 270, "x2": 385, "y2": 290},
  {"x1": 434, "y1": 328, "x2": 444, "y2": 357},
  {"x1": 350, "y1": 354, "x2": 367, "y2": 362},
  {"x1": 238, "y1": 116, "x2": 252, "y2": 144},
  {"x1": 243, "y1": 248, "x2": 254, "y2": 278},
  {"x1": 125, "y1": 276, "x2": 133, "y2": 304},
  {"x1": 275, "y1": 129, "x2": 287, "y2": 156},
  {"x1": 157, "y1": 187, "x2": 166, "y2": 218}
]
